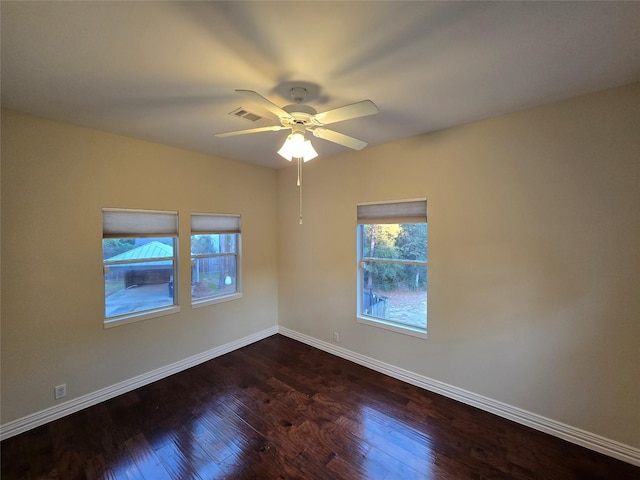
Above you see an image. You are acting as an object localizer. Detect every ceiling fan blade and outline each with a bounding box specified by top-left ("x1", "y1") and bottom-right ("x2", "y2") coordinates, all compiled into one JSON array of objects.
[
  {"x1": 312, "y1": 128, "x2": 368, "y2": 150},
  {"x1": 215, "y1": 125, "x2": 287, "y2": 137},
  {"x1": 235, "y1": 89, "x2": 293, "y2": 120},
  {"x1": 313, "y1": 100, "x2": 379, "y2": 125}
]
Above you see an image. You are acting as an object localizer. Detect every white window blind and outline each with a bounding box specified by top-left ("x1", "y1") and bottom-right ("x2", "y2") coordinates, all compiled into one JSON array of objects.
[
  {"x1": 191, "y1": 213, "x2": 241, "y2": 234},
  {"x1": 357, "y1": 199, "x2": 427, "y2": 224},
  {"x1": 102, "y1": 208, "x2": 178, "y2": 237}
]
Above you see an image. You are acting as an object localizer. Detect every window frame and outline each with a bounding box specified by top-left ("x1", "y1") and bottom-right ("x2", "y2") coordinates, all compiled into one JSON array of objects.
[
  {"x1": 190, "y1": 212, "x2": 242, "y2": 308},
  {"x1": 102, "y1": 208, "x2": 180, "y2": 328},
  {"x1": 356, "y1": 199, "x2": 428, "y2": 339}
]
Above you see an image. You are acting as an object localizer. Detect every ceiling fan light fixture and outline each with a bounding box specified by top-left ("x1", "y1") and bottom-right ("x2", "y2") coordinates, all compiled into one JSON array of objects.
[
  {"x1": 277, "y1": 133, "x2": 298, "y2": 161},
  {"x1": 302, "y1": 140, "x2": 318, "y2": 162},
  {"x1": 277, "y1": 132, "x2": 317, "y2": 162}
]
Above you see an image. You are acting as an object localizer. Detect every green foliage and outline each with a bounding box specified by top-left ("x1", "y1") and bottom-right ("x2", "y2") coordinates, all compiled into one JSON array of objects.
[
  {"x1": 396, "y1": 223, "x2": 427, "y2": 261},
  {"x1": 397, "y1": 223, "x2": 427, "y2": 289},
  {"x1": 363, "y1": 261, "x2": 402, "y2": 291},
  {"x1": 362, "y1": 224, "x2": 400, "y2": 258},
  {"x1": 191, "y1": 234, "x2": 215, "y2": 255},
  {"x1": 102, "y1": 238, "x2": 135, "y2": 259},
  {"x1": 191, "y1": 234, "x2": 235, "y2": 255}
]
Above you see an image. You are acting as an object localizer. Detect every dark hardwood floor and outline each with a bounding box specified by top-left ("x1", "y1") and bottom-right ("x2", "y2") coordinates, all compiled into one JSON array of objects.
[{"x1": 2, "y1": 334, "x2": 638, "y2": 479}]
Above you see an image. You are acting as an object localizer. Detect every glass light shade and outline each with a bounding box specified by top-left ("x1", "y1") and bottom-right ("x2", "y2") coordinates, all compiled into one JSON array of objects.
[
  {"x1": 301, "y1": 140, "x2": 318, "y2": 162},
  {"x1": 277, "y1": 132, "x2": 318, "y2": 162}
]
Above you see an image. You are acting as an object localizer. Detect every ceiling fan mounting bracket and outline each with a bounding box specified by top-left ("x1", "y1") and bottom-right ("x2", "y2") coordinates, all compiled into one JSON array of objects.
[{"x1": 273, "y1": 81, "x2": 321, "y2": 104}]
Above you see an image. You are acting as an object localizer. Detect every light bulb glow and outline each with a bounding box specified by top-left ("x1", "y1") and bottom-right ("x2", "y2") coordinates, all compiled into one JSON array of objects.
[{"x1": 277, "y1": 132, "x2": 317, "y2": 161}]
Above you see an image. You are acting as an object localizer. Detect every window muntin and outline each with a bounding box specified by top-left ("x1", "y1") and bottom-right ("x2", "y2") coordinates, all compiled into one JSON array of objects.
[
  {"x1": 102, "y1": 209, "x2": 179, "y2": 327},
  {"x1": 190, "y1": 213, "x2": 241, "y2": 306},
  {"x1": 357, "y1": 200, "x2": 427, "y2": 336}
]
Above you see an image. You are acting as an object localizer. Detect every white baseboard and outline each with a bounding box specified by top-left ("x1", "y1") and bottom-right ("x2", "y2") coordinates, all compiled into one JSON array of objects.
[
  {"x1": 0, "y1": 326, "x2": 278, "y2": 441},
  {"x1": 278, "y1": 326, "x2": 640, "y2": 467}
]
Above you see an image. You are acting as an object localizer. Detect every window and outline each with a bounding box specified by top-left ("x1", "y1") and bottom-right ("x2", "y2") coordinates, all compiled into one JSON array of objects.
[
  {"x1": 357, "y1": 199, "x2": 427, "y2": 337},
  {"x1": 102, "y1": 208, "x2": 179, "y2": 327},
  {"x1": 191, "y1": 213, "x2": 242, "y2": 306}
]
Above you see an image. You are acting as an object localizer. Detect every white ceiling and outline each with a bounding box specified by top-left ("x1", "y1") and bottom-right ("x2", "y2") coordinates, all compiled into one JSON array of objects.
[{"x1": 2, "y1": 1, "x2": 639, "y2": 169}]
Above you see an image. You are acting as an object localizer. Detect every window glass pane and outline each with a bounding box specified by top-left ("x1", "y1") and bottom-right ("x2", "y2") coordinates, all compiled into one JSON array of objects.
[
  {"x1": 103, "y1": 237, "x2": 176, "y2": 318},
  {"x1": 191, "y1": 234, "x2": 237, "y2": 255},
  {"x1": 362, "y1": 224, "x2": 427, "y2": 261},
  {"x1": 358, "y1": 219, "x2": 427, "y2": 333},
  {"x1": 191, "y1": 255, "x2": 237, "y2": 301},
  {"x1": 361, "y1": 263, "x2": 427, "y2": 329}
]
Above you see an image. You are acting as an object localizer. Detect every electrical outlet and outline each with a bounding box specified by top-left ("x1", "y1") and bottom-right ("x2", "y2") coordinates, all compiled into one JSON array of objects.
[
  {"x1": 333, "y1": 331, "x2": 340, "y2": 343},
  {"x1": 54, "y1": 384, "x2": 66, "y2": 400}
]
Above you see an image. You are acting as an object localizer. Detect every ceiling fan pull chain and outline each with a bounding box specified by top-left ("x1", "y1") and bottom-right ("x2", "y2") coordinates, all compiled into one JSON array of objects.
[{"x1": 298, "y1": 156, "x2": 303, "y2": 224}]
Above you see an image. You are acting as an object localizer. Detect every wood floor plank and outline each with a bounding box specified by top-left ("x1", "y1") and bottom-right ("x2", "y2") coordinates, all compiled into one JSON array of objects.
[
  {"x1": 334, "y1": 414, "x2": 437, "y2": 475},
  {"x1": 2, "y1": 334, "x2": 639, "y2": 479},
  {"x1": 85, "y1": 453, "x2": 119, "y2": 480},
  {"x1": 124, "y1": 433, "x2": 173, "y2": 480}
]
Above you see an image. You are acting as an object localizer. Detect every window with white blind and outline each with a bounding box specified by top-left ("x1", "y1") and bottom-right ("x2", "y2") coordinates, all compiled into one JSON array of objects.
[
  {"x1": 102, "y1": 208, "x2": 179, "y2": 327},
  {"x1": 190, "y1": 213, "x2": 242, "y2": 306},
  {"x1": 357, "y1": 199, "x2": 427, "y2": 337}
]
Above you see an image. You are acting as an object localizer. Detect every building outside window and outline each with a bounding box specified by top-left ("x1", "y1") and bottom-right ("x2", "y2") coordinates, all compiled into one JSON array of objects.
[
  {"x1": 191, "y1": 213, "x2": 242, "y2": 306},
  {"x1": 102, "y1": 208, "x2": 179, "y2": 327},
  {"x1": 357, "y1": 199, "x2": 427, "y2": 337}
]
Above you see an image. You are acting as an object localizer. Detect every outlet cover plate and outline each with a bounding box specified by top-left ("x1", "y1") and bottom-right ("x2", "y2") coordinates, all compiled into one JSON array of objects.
[{"x1": 54, "y1": 384, "x2": 66, "y2": 400}]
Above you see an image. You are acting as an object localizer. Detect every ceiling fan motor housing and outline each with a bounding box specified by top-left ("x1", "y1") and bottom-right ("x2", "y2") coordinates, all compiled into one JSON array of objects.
[
  {"x1": 290, "y1": 123, "x2": 306, "y2": 136},
  {"x1": 283, "y1": 103, "x2": 317, "y2": 116}
]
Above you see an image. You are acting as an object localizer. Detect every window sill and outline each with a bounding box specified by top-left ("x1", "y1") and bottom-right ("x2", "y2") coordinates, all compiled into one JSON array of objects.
[
  {"x1": 104, "y1": 305, "x2": 181, "y2": 329},
  {"x1": 192, "y1": 292, "x2": 242, "y2": 309},
  {"x1": 357, "y1": 315, "x2": 428, "y2": 339}
]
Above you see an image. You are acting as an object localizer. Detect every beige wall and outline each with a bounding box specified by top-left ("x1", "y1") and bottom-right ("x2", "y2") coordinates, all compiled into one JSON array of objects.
[
  {"x1": 1, "y1": 111, "x2": 279, "y2": 423},
  {"x1": 277, "y1": 84, "x2": 640, "y2": 448}
]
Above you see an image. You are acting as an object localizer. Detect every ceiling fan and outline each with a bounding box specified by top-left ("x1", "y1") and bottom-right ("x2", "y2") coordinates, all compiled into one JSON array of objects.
[{"x1": 215, "y1": 87, "x2": 379, "y2": 160}]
